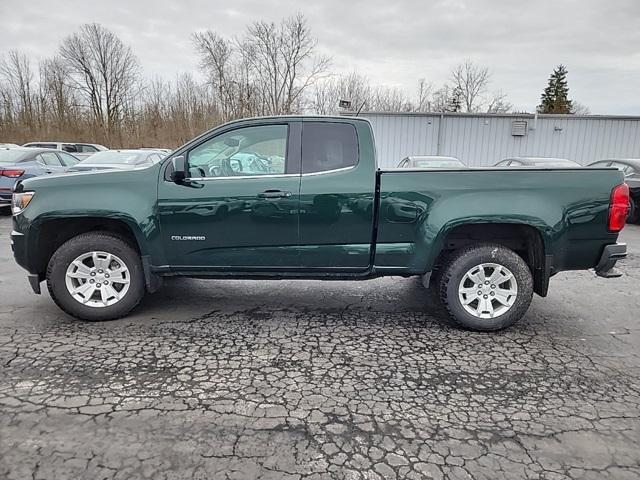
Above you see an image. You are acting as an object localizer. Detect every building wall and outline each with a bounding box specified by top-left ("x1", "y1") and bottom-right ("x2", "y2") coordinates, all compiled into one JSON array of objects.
[{"x1": 360, "y1": 112, "x2": 640, "y2": 168}]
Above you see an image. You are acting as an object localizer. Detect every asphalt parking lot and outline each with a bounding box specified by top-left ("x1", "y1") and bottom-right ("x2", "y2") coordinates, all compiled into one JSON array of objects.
[{"x1": 0, "y1": 214, "x2": 639, "y2": 480}]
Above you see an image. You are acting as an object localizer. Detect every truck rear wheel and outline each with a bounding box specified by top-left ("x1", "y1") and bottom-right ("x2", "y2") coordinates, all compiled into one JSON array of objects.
[
  {"x1": 46, "y1": 232, "x2": 145, "y2": 321},
  {"x1": 438, "y1": 244, "x2": 533, "y2": 331}
]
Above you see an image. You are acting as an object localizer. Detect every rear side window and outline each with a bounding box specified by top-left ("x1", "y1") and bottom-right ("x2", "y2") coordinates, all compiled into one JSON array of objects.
[
  {"x1": 56, "y1": 151, "x2": 80, "y2": 166},
  {"x1": 77, "y1": 144, "x2": 98, "y2": 153},
  {"x1": 302, "y1": 122, "x2": 358, "y2": 174},
  {"x1": 37, "y1": 152, "x2": 62, "y2": 166}
]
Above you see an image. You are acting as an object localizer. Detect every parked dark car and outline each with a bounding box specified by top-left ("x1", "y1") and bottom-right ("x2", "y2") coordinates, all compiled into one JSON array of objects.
[
  {"x1": 397, "y1": 155, "x2": 467, "y2": 168},
  {"x1": 588, "y1": 158, "x2": 640, "y2": 223},
  {"x1": 69, "y1": 150, "x2": 166, "y2": 172},
  {"x1": 494, "y1": 157, "x2": 582, "y2": 168},
  {"x1": 0, "y1": 147, "x2": 80, "y2": 210}
]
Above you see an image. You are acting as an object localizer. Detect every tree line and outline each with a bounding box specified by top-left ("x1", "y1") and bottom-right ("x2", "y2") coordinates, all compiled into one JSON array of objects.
[{"x1": 0, "y1": 14, "x2": 586, "y2": 148}]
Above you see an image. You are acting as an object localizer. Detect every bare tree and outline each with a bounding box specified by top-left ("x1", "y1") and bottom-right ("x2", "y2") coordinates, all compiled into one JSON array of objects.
[
  {"x1": 415, "y1": 78, "x2": 434, "y2": 112},
  {"x1": 0, "y1": 50, "x2": 36, "y2": 129},
  {"x1": 59, "y1": 23, "x2": 140, "y2": 139},
  {"x1": 195, "y1": 14, "x2": 330, "y2": 118},
  {"x1": 571, "y1": 100, "x2": 590, "y2": 115},
  {"x1": 450, "y1": 60, "x2": 490, "y2": 113},
  {"x1": 39, "y1": 56, "x2": 79, "y2": 128},
  {"x1": 486, "y1": 90, "x2": 512, "y2": 114}
]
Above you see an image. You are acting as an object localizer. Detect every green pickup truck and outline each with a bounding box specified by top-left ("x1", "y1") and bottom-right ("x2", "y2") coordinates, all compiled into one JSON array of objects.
[{"x1": 10, "y1": 116, "x2": 630, "y2": 331}]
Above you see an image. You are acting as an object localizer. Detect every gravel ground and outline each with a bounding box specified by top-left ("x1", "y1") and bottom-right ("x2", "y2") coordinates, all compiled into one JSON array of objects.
[{"x1": 0, "y1": 214, "x2": 639, "y2": 480}]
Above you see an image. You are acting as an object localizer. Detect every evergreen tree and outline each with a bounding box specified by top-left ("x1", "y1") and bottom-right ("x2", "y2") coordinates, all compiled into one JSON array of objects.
[
  {"x1": 538, "y1": 65, "x2": 573, "y2": 114},
  {"x1": 448, "y1": 86, "x2": 463, "y2": 112}
]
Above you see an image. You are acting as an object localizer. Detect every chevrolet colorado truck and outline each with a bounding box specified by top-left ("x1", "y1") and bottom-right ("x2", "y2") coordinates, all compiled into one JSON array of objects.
[{"x1": 10, "y1": 116, "x2": 629, "y2": 331}]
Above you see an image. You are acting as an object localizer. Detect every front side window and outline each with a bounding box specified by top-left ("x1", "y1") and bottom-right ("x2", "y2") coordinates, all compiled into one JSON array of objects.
[
  {"x1": 188, "y1": 124, "x2": 288, "y2": 178},
  {"x1": 302, "y1": 122, "x2": 358, "y2": 174}
]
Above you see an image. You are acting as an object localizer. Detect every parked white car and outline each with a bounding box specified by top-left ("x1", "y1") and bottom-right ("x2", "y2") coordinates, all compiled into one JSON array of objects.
[{"x1": 22, "y1": 142, "x2": 107, "y2": 160}]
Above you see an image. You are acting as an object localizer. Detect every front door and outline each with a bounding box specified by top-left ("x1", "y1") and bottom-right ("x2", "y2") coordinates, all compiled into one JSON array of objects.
[{"x1": 158, "y1": 121, "x2": 302, "y2": 270}]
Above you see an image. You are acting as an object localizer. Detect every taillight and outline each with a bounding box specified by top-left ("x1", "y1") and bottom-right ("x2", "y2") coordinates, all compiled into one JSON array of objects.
[
  {"x1": 0, "y1": 169, "x2": 25, "y2": 178},
  {"x1": 608, "y1": 183, "x2": 630, "y2": 233}
]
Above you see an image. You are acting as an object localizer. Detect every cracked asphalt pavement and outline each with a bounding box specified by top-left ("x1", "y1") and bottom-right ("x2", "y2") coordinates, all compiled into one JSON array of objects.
[{"x1": 1, "y1": 214, "x2": 639, "y2": 479}]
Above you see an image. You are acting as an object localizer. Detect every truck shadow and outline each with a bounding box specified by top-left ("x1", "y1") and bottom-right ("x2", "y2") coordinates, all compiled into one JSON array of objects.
[{"x1": 136, "y1": 276, "x2": 459, "y2": 329}]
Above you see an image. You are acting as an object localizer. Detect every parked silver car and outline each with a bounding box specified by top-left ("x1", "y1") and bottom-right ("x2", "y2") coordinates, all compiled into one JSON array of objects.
[
  {"x1": 494, "y1": 156, "x2": 581, "y2": 168},
  {"x1": 397, "y1": 155, "x2": 466, "y2": 168},
  {"x1": 0, "y1": 147, "x2": 80, "y2": 210},
  {"x1": 69, "y1": 149, "x2": 166, "y2": 172},
  {"x1": 23, "y1": 141, "x2": 107, "y2": 160}
]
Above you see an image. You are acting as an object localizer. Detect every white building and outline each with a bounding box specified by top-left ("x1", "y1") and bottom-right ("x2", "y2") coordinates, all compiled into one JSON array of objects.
[{"x1": 356, "y1": 112, "x2": 640, "y2": 168}]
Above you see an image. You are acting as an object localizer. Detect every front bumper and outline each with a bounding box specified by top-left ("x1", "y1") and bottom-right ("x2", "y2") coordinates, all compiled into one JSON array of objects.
[
  {"x1": 594, "y1": 243, "x2": 627, "y2": 278},
  {"x1": 11, "y1": 229, "x2": 42, "y2": 294}
]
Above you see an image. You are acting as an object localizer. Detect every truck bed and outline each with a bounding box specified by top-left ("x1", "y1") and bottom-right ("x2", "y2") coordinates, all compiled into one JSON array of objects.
[{"x1": 374, "y1": 167, "x2": 622, "y2": 275}]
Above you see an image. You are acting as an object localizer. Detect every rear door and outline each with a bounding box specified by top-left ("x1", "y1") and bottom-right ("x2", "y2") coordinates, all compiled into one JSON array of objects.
[
  {"x1": 297, "y1": 119, "x2": 376, "y2": 270},
  {"x1": 36, "y1": 152, "x2": 66, "y2": 174},
  {"x1": 158, "y1": 120, "x2": 302, "y2": 269}
]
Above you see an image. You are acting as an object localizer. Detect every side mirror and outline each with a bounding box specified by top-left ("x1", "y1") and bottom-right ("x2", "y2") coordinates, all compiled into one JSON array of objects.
[{"x1": 170, "y1": 155, "x2": 187, "y2": 183}]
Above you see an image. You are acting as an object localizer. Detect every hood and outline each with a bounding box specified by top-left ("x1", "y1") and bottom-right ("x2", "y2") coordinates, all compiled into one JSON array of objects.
[{"x1": 19, "y1": 162, "x2": 162, "y2": 192}]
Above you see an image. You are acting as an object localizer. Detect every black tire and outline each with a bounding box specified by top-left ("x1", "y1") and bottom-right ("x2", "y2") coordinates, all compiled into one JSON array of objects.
[
  {"x1": 46, "y1": 232, "x2": 145, "y2": 321},
  {"x1": 628, "y1": 197, "x2": 639, "y2": 224},
  {"x1": 0, "y1": 206, "x2": 11, "y2": 216},
  {"x1": 438, "y1": 244, "x2": 533, "y2": 331}
]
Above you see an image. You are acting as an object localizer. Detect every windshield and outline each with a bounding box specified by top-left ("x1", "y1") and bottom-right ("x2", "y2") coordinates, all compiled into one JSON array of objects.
[
  {"x1": 79, "y1": 151, "x2": 150, "y2": 165},
  {"x1": 414, "y1": 159, "x2": 464, "y2": 168},
  {"x1": 0, "y1": 149, "x2": 30, "y2": 164},
  {"x1": 530, "y1": 159, "x2": 580, "y2": 167}
]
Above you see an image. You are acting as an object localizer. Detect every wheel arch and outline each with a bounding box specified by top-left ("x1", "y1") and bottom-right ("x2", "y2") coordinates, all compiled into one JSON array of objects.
[
  {"x1": 430, "y1": 222, "x2": 551, "y2": 297},
  {"x1": 29, "y1": 216, "x2": 146, "y2": 278}
]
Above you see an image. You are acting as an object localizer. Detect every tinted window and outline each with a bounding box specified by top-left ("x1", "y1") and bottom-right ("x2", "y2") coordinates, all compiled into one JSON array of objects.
[
  {"x1": 509, "y1": 160, "x2": 523, "y2": 166},
  {"x1": 188, "y1": 124, "x2": 288, "y2": 178},
  {"x1": 302, "y1": 122, "x2": 358, "y2": 174},
  {"x1": 57, "y1": 151, "x2": 80, "y2": 166},
  {"x1": 27, "y1": 143, "x2": 57, "y2": 149},
  {"x1": 38, "y1": 152, "x2": 62, "y2": 166},
  {"x1": 62, "y1": 144, "x2": 78, "y2": 153}
]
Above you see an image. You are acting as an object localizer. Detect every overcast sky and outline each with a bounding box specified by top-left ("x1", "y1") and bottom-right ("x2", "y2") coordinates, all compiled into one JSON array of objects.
[{"x1": 1, "y1": 0, "x2": 639, "y2": 114}]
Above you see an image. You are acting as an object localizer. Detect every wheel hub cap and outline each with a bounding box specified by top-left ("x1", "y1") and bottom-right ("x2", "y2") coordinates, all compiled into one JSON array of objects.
[
  {"x1": 458, "y1": 263, "x2": 518, "y2": 319},
  {"x1": 65, "y1": 251, "x2": 130, "y2": 308}
]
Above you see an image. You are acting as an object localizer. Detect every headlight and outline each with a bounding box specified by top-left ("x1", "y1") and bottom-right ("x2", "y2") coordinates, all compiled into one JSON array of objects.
[{"x1": 12, "y1": 192, "x2": 35, "y2": 215}]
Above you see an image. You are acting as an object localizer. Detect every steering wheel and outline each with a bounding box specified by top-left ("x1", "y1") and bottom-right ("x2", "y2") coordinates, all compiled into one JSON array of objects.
[{"x1": 208, "y1": 165, "x2": 220, "y2": 177}]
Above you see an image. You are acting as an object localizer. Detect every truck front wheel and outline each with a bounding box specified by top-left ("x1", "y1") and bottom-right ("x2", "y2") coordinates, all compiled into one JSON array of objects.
[
  {"x1": 46, "y1": 232, "x2": 145, "y2": 321},
  {"x1": 438, "y1": 244, "x2": 533, "y2": 331}
]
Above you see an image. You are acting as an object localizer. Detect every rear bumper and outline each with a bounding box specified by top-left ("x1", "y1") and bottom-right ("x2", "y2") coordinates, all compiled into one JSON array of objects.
[
  {"x1": 0, "y1": 187, "x2": 12, "y2": 205},
  {"x1": 594, "y1": 243, "x2": 627, "y2": 278}
]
